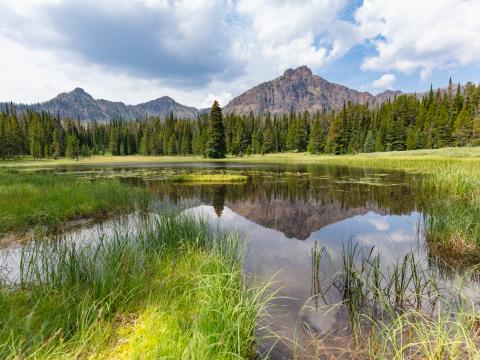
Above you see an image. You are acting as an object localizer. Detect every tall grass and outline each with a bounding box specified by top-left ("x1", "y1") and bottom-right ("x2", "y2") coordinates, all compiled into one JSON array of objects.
[
  {"x1": 0, "y1": 213, "x2": 270, "y2": 359},
  {"x1": 303, "y1": 241, "x2": 480, "y2": 359},
  {"x1": 0, "y1": 169, "x2": 148, "y2": 236}
]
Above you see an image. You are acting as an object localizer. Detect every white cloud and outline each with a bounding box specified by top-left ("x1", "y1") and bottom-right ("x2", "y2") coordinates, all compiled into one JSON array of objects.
[
  {"x1": 0, "y1": 0, "x2": 480, "y2": 106},
  {"x1": 200, "y1": 92, "x2": 233, "y2": 109},
  {"x1": 371, "y1": 73, "x2": 396, "y2": 90},
  {"x1": 355, "y1": 0, "x2": 480, "y2": 80},
  {"x1": 0, "y1": 32, "x2": 216, "y2": 107},
  {"x1": 235, "y1": 0, "x2": 351, "y2": 72}
]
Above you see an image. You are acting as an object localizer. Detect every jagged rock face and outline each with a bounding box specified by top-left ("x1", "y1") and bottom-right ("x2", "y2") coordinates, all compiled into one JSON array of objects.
[
  {"x1": 15, "y1": 88, "x2": 200, "y2": 121},
  {"x1": 224, "y1": 65, "x2": 400, "y2": 115}
]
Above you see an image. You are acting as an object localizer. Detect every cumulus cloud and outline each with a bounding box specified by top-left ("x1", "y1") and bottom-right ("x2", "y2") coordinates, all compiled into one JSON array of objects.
[
  {"x1": 371, "y1": 73, "x2": 396, "y2": 90},
  {"x1": 235, "y1": 0, "x2": 353, "y2": 71},
  {"x1": 0, "y1": 0, "x2": 241, "y2": 86},
  {"x1": 200, "y1": 92, "x2": 233, "y2": 109},
  {"x1": 0, "y1": 0, "x2": 479, "y2": 105},
  {"x1": 355, "y1": 0, "x2": 480, "y2": 80}
]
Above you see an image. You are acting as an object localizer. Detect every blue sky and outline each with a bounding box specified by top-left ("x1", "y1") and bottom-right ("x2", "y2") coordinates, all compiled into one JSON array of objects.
[{"x1": 0, "y1": 0, "x2": 479, "y2": 107}]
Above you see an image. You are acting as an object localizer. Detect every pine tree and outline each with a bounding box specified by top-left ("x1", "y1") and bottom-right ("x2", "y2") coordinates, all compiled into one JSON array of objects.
[
  {"x1": 29, "y1": 113, "x2": 43, "y2": 159},
  {"x1": 453, "y1": 107, "x2": 473, "y2": 146},
  {"x1": 52, "y1": 128, "x2": 62, "y2": 159},
  {"x1": 262, "y1": 118, "x2": 274, "y2": 154},
  {"x1": 405, "y1": 128, "x2": 418, "y2": 150},
  {"x1": 205, "y1": 101, "x2": 226, "y2": 158},
  {"x1": 374, "y1": 131, "x2": 384, "y2": 152},
  {"x1": 363, "y1": 130, "x2": 375, "y2": 153},
  {"x1": 307, "y1": 116, "x2": 324, "y2": 153},
  {"x1": 65, "y1": 134, "x2": 80, "y2": 160}
]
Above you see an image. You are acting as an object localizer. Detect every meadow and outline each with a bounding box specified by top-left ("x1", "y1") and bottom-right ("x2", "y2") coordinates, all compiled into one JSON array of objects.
[{"x1": 0, "y1": 169, "x2": 148, "y2": 238}]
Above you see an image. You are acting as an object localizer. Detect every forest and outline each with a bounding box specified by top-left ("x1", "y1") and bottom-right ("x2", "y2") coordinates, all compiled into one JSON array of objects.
[{"x1": 1, "y1": 81, "x2": 479, "y2": 160}]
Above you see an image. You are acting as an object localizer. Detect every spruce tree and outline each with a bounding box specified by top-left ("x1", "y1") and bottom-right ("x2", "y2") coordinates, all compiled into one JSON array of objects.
[
  {"x1": 52, "y1": 129, "x2": 61, "y2": 159},
  {"x1": 65, "y1": 134, "x2": 80, "y2": 160},
  {"x1": 205, "y1": 101, "x2": 226, "y2": 158},
  {"x1": 307, "y1": 116, "x2": 324, "y2": 153},
  {"x1": 363, "y1": 130, "x2": 375, "y2": 153},
  {"x1": 453, "y1": 107, "x2": 473, "y2": 146}
]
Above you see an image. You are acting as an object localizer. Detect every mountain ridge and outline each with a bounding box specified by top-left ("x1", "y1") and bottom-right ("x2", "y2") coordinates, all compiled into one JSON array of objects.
[
  {"x1": 3, "y1": 66, "x2": 460, "y2": 121},
  {"x1": 10, "y1": 88, "x2": 201, "y2": 121}
]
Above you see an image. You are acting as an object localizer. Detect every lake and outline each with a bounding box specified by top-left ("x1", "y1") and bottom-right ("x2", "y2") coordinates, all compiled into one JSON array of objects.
[{"x1": 2, "y1": 162, "x2": 478, "y2": 358}]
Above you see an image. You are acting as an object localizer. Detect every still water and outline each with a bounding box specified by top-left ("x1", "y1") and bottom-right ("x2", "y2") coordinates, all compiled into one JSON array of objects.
[{"x1": 1, "y1": 163, "x2": 478, "y2": 358}]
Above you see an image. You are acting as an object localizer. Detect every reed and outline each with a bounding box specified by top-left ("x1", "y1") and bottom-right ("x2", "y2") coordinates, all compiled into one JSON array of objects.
[
  {"x1": 306, "y1": 240, "x2": 479, "y2": 359},
  {"x1": 0, "y1": 213, "x2": 271, "y2": 359}
]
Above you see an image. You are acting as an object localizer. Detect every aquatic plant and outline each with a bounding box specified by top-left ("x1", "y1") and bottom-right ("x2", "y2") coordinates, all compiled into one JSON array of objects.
[{"x1": 0, "y1": 213, "x2": 271, "y2": 359}]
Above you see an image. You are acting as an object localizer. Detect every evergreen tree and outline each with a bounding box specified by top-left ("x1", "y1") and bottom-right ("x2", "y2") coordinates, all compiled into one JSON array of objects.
[
  {"x1": 65, "y1": 134, "x2": 80, "y2": 160},
  {"x1": 453, "y1": 107, "x2": 473, "y2": 146},
  {"x1": 363, "y1": 130, "x2": 375, "y2": 153},
  {"x1": 52, "y1": 128, "x2": 62, "y2": 159},
  {"x1": 205, "y1": 101, "x2": 226, "y2": 158},
  {"x1": 307, "y1": 116, "x2": 324, "y2": 153}
]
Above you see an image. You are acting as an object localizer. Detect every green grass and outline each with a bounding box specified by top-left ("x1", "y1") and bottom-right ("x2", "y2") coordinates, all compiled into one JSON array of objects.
[
  {"x1": 169, "y1": 174, "x2": 248, "y2": 183},
  {"x1": 0, "y1": 214, "x2": 270, "y2": 359},
  {"x1": 0, "y1": 170, "x2": 148, "y2": 236},
  {"x1": 303, "y1": 241, "x2": 480, "y2": 359}
]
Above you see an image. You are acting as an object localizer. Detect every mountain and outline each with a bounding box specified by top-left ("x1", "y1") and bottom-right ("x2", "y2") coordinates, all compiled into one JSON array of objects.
[
  {"x1": 13, "y1": 88, "x2": 201, "y2": 121},
  {"x1": 224, "y1": 65, "x2": 401, "y2": 115},
  {"x1": 6, "y1": 66, "x2": 411, "y2": 120}
]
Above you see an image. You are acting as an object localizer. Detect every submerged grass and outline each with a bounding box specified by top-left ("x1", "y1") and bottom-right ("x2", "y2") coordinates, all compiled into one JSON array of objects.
[
  {"x1": 303, "y1": 241, "x2": 480, "y2": 359},
  {"x1": 0, "y1": 213, "x2": 270, "y2": 359},
  {"x1": 0, "y1": 169, "x2": 148, "y2": 236}
]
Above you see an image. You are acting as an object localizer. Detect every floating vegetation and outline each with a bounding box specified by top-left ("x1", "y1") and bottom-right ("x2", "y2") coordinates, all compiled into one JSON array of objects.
[{"x1": 169, "y1": 174, "x2": 248, "y2": 183}]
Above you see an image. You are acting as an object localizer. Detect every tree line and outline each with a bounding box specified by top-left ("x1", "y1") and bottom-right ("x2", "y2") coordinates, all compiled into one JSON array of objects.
[{"x1": 1, "y1": 81, "x2": 480, "y2": 160}]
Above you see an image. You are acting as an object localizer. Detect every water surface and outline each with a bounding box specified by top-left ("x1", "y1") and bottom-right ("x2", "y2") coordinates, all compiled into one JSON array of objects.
[{"x1": 2, "y1": 162, "x2": 478, "y2": 358}]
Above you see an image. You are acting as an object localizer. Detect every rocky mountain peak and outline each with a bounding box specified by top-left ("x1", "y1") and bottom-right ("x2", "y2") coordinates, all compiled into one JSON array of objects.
[
  {"x1": 71, "y1": 87, "x2": 87, "y2": 95},
  {"x1": 283, "y1": 65, "x2": 313, "y2": 78},
  {"x1": 224, "y1": 66, "x2": 400, "y2": 115}
]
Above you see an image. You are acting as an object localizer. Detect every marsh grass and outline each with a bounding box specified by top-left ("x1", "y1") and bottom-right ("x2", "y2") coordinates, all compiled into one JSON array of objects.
[
  {"x1": 302, "y1": 241, "x2": 480, "y2": 359},
  {"x1": 0, "y1": 214, "x2": 270, "y2": 359},
  {"x1": 169, "y1": 173, "x2": 248, "y2": 183},
  {"x1": 0, "y1": 169, "x2": 148, "y2": 236}
]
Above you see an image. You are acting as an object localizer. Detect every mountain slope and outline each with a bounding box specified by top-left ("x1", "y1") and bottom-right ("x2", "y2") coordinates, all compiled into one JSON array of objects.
[
  {"x1": 224, "y1": 65, "x2": 401, "y2": 115},
  {"x1": 14, "y1": 88, "x2": 201, "y2": 121}
]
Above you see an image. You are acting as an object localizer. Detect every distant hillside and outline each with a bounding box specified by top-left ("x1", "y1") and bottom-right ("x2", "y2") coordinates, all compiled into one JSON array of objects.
[
  {"x1": 11, "y1": 88, "x2": 201, "y2": 121},
  {"x1": 223, "y1": 65, "x2": 401, "y2": 115}
]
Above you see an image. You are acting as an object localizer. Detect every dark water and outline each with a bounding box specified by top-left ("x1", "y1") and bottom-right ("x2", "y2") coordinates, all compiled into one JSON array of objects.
[{"x1": 2, "y1": 163, "x2": 479, "y2": 358}]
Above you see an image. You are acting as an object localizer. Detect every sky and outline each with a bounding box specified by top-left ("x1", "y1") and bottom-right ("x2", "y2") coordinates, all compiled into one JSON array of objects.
[{"x1": 0, "y1": 0, "x2": 479, "y2": 108}]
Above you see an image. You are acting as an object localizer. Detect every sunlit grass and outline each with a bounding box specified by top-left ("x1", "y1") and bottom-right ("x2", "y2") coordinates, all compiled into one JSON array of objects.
[
  {"x1": 0, "y1": 214, "x2": 270, "y2": 359},
  {"x1": 0, "y1": 170, "x2": 148, "y2": 236}
]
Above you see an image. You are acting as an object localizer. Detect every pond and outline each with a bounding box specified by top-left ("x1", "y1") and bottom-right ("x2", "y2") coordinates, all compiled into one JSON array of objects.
[{"x1": 1, "y1": 162, "x2": 479, "y2": 358}]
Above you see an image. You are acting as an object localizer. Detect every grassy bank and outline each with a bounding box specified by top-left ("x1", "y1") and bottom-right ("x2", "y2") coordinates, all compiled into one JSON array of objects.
[
  {"x1": 0, "y1": 170, "x2": 148, "y2": 237},
  {"x1": 0, "y1": 214, "x2": 270, "y2": 359}
]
